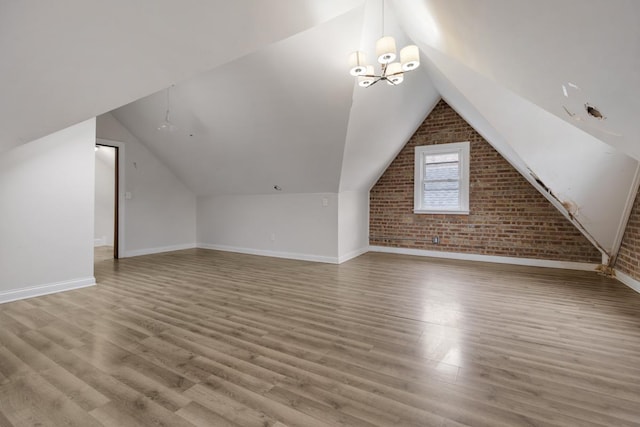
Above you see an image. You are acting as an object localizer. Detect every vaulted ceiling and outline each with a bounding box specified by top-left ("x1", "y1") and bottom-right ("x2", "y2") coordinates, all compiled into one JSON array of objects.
[
  {"x1": 0, "y1": 0, "x2": 363, "y2": 153},
  {"x1": 2, "y1": 0, "x2": 639, "y2": 258}
]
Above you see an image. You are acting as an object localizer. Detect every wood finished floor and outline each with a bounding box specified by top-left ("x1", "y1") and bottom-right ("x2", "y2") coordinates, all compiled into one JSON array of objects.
[
  {"x1": 94, "y1": 246, "x2": 115, "y2": 262},
  {"x1": 1, "y1": 249, "x2": 640, "y2": 426}
]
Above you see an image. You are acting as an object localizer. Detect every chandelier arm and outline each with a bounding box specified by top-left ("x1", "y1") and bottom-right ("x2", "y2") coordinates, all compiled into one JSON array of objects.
[{"x1": 367, "y1": 78, "x2": 383, "y2": 88}]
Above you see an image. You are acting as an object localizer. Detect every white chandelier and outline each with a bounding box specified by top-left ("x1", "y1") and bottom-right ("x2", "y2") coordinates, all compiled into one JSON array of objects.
[{"x1": 348, "y1": 1, "x2": 420, "y2": 87}]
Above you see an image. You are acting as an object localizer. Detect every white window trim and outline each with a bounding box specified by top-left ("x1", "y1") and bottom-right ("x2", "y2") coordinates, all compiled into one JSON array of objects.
[{"x1": 414, "y1": 141, "x2": 470, "y2": 215}]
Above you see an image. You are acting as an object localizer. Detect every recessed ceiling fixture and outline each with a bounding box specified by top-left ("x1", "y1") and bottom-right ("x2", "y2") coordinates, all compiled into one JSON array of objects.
[
  {"x1": 348, "y1": 0, "x2": 420, "y2": 87},
  {"x1": 157, "y1": 85, "x2": 177, "y2": 132}
]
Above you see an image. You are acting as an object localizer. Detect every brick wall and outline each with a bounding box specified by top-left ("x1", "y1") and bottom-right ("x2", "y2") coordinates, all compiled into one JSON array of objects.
[
  {"x1": 615, "y1": 191, "x2": 640, "y2": 278},
  {"x1": 369, "y1": 100, "x2": 601, "y2": 263}
]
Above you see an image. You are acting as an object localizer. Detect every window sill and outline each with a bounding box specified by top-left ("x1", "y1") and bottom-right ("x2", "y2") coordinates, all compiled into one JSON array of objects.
[{"x1": 414, "y1": 209, "x2": 469, "y2": 215}]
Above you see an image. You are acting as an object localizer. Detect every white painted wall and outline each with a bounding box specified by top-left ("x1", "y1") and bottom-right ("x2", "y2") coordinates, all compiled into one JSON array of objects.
[
  {"x1": 197, "y1": 193, "x2": 339, "y2": 262},
  {"x1": 338, "y1": 191, "x2": 369, "y2": 262},
  {"x1": 96, "y1": 113, "x2": 196, "y2": 257},
  {"x1": 94, "y1": 146, "x2": 115, "y2": 246},
  {"x1": 0, "y1": 119, "x2": 96, "y2": 302}
]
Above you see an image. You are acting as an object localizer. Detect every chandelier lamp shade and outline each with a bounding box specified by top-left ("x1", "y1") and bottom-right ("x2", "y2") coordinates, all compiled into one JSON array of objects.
[
  {"x1": 400, "y1": 45, "x2": 420, "y2": 70},
  {"x1": 348, "y1": 37, "x2": 420, "y2": 87},
  {"x1": 376, "y1": 36, "x2": 396, "y2": 63},
  {"x1": 348, "y1": 51, "x2": 367, "y2": 76}
]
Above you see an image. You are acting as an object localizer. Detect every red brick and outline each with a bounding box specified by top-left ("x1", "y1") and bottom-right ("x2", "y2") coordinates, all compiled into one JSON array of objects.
[
  {"x1": 615, "y1": 191, "x2": 640, "y2": 278},
  {"x1": 369, "y1": 100, "x2": 601, "y2": 263}
]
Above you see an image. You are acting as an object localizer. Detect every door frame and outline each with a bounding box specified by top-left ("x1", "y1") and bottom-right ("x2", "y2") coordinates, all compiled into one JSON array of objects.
[{"x1": 96, "y1": 139, "x2": 125, "y2": 259}]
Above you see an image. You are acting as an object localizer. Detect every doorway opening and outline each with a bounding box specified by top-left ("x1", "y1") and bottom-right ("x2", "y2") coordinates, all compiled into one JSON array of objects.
[{"x1": 94, "y1": 144, "x2": 119, "y2": 259}]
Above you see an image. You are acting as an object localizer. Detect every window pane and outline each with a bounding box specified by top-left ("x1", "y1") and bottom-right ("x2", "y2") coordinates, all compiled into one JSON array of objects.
[
  {"x1": 414, "y1": 143, "x2": 469, "y2": 213},
  {"x1": 424, "y1": 181, "x2": 459, "y2": 191},
  {"x1": 424, "y1": 162, "x2": 459, "y2": 181},
  {"x1": 423, "y1": 189, "x2": 460, "y2": 209},
  {"x1": 425, "y1": 152, "x2": 458, "y2": 164}
]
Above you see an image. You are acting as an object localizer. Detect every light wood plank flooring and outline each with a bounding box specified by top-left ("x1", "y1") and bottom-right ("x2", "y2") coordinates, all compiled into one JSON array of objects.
[
  {"x1": 1, "y1": 249, "x2": 640, "y2": 426},
  {"x1": 94, "y1": 246, "x2": 115, "y2": 262}
]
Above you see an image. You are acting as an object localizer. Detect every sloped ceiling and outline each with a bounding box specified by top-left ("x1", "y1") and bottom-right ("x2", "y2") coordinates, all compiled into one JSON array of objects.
[
  {"x1": 3, "y1": 0, "x2": 638, "y2": 258},
  {"x1": 0, "y1": 0, "x2": 363, "y2": 154},
  {"x1": 393, "y1": 0, "x2": 640, "y2": 159},
  {"x1": 111, "y1": 1, "x2": 440, "y2": 196},
  {"x1": 113, "y1": 7, "x2": 364, "y2": 195}
]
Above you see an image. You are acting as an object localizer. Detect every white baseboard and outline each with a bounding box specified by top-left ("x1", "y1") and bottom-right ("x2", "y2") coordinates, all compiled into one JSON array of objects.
[
  {"x1": 338, "y1": 247, "x2": 369, "y2": 264},
  {"x1": 94, "y1": 237, "x2": 114, "y2": 247},
  {"x1": 368, "y1": 245, "x2": 598, "y2": 271},
  {"x1": 614, "y1": 270, "x2": 640, "y2": 294},
  {"x1": 121, "y1": 243, "x2": 197, "y2": 258},
  {"x1": 0, "y1": 277, "x2": 96, "y2": 305},
  {"x1": 197, "y1": 243, "x2": 339, "y2": 264}
]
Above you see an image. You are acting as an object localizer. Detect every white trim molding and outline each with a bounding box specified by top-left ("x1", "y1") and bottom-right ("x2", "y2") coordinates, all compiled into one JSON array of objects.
[
  {"x1": 198, "y1": 243, "x2": 339, "y2": 264},
  {"x1": 0, "y1": 277, "x2": 95, "y2": 305},
  {"x1": 338, "y1": 247, "x2": 369, "y2": 264},
  {"x1": 369, "y1": 245, "x2": 599, "y2": 271},
  {"x1": 121, "y1": 243, "x2": 197, "y2": 258},
  {"x1": 614, "y1": 269, "x2": 640, "y2": 294}
]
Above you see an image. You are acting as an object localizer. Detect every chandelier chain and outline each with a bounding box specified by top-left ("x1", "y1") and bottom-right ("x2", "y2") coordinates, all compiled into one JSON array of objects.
[
  {"x1": 381, "y1": 0, "x2": 385, "y2": 36},
  {"x1": 347, "y1": 0, "x2": 420, "y2": 88}
]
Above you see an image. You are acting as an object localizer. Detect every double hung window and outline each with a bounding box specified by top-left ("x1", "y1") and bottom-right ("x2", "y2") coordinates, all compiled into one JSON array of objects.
[{"x1": 414, "y1": 142, "x2": 470, "y2": 214}]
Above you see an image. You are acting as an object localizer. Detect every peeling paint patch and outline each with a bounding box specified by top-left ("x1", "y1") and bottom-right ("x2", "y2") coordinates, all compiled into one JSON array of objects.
[
  {"x1": 529, "y1": 171, "x2": 550, "y2": 193},
  {"x1": 529, "y1": 168, "x2": 609, "y2": 258},
  {"x1": 560, "y1": 200, "x2": 578, "y2": 217},
  {"x1": 596, "y1": 264, "x2": 615, "y2": 277}
]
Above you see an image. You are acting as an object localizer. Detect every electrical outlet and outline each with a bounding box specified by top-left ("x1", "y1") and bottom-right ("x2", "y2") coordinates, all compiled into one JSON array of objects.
[
  {"x1": 270, "y1": 233, "x2": 276, "y2": 242},
  {"x1": 432, "y1": 236, "x2": 440, "y2": 244}
]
